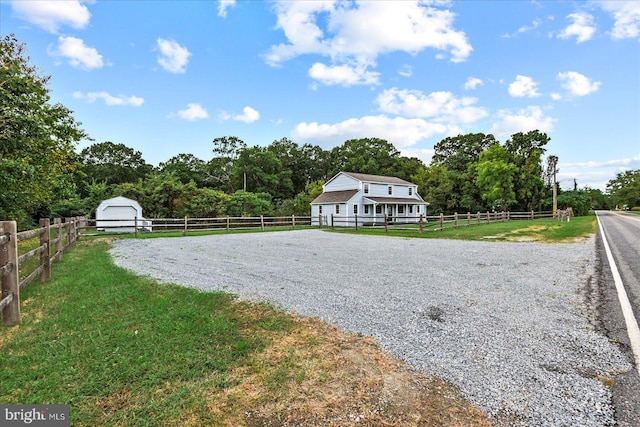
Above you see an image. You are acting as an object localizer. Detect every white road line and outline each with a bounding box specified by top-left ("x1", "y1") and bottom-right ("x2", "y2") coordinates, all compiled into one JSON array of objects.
[{"x1": 596, "y1": 212, "x2": 640, "y2": 376}]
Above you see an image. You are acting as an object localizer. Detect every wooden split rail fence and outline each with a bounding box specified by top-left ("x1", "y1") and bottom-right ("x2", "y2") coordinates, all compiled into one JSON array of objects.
[
  {"x1": 1, "y1": 217, "x2": 82, "y2": 325},
  {"x1": 329, "y1": 210, "x2": 557, "y2": 231}
]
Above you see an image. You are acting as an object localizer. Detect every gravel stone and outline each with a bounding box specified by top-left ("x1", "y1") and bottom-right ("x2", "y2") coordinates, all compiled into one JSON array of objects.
[{"x1": 110, "y1": 229, "x2": 631, "y2": 426}]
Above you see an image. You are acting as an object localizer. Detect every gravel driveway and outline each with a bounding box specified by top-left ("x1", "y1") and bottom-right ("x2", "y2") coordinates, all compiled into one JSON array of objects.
[{"x1": 110, "y1": 229, "x2": 631, "y2": 426}]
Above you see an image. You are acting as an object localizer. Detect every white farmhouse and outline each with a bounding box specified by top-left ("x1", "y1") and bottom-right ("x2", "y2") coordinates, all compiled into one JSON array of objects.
[
  {"x1": 311, "y1": 172, "x2": 428, "y2": 226},
  {"x1": 96, "y1": 196, "x2": 152, "y2": 232}
]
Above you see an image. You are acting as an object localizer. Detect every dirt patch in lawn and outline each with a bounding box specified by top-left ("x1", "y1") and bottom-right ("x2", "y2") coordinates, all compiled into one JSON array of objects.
[{"x1": 201, "y1": 308, "x2": 491, "y2": 427}]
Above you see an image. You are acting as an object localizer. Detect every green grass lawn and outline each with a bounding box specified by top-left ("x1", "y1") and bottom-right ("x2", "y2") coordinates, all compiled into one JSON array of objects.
[
  {"x1": 1, "y1": 239, "x2": 296, "y2": 425},
  {"x1": 330, "y1": 214, "x2": 597, "y2": 243}
]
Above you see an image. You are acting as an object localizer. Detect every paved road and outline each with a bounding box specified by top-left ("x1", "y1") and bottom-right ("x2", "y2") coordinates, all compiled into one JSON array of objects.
[{"x1": 595, "y1": 210, "x2": 640, "y2": 426}]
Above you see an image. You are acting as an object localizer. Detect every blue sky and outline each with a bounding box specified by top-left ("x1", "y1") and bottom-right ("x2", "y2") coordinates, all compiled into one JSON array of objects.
[{"x1": 1, "y1": 0, "x2": 639, "y2": 191}]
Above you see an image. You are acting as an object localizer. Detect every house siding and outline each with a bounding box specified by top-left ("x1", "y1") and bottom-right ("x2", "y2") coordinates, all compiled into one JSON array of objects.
[
  {"x1": 311, "y1": 172, "x2": 428, "y2": 227},
  {"x1": 325, "y1": 174, "x2": 359, "y2": 191}
]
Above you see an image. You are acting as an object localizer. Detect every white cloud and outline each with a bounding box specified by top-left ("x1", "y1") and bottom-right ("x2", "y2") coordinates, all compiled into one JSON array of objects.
[
  {"x1": 502, "y1": 18, "x2": 543, "y2": 38},
  {"x1": 218, "y1": 0, "x2": 235, "y2": 18},
  {"x1": 558, "y1": 156, "x2": 640, "y2": 191},
  {"x1": 376, "y1": 88, "x2": 488, "y2": 124},
  {"x1": 73, "y1": 91, "x2": 144, "y2": 107},
  {"x1": 308, "y1": 62, "x2": 380, "y2": 86},
  {"x1": 464, "y1": 77, "x2": 483, "y2": 90},
  {"x1": 595, "y1": 1, "x2": 640, "y2": 40},
  {"x1": 50, "y1": 36, "x2": 103, "y2": 70},
  {"x1": 489, "y1": 106, "x2": 556, "y2": 137},
  {"x1": 177, "y1": 103, "x2": 209, "y2": 121},
  {"x1": 292, "y1": 115, "x2": 458, "y2": 149},
  {"x1": 397, "y1": 65, "x2": 413, "y2": 78},
  {"x1": 233, "y1": 106, "x2": 260, "y2": 123},
  {"x1": 265, "y1": 1, "x2": 471, "y2": 85},
  {"x1": 508, "y1": 75, "x2": 541, "y2": 98},
  {"x1": 156, "y1": 38, "x2": 191, "y2": 74},
  {"x1": 8, "y1": 0, "x2": 91, "y2": 33},
  {"x1": 558, "y1": 12, "x2": 596, "y2": 43},
  {"x1": 557, "y1": 71, "x2": 601, "y2": 96},
  {"x1": 550, "y1": 92, "x2": 563, "y2": 101}
]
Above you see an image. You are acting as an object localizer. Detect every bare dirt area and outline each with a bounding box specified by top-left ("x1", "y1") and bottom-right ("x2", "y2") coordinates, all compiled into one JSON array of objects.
[{"x1": 211, "y1": 310, "x2": 491, "y2": 427}]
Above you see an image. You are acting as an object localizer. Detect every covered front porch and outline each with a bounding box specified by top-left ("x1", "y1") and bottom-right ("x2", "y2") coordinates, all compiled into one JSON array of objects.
[{"x1": 362, "y1": 197, "x2": 429, "y2": 226}]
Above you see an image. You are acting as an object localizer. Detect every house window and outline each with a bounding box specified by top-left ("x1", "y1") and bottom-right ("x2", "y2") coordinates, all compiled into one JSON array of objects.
[
  {"x1": 398, "y1": 205, "x2": 405, "y2": 214},
  {"x1": 364, "y1": 205, "x2": 370, "y2": 214},
  {"x1": 388, "y1": 185, "x2": 393, "y2": 195},
  {"x1": 353, "y1": 205, "x2": 358, "y2": 215},
  {"x1": 335, "y1": 204, "x2": 340, "y2": 214},
  {"x1": 363, "y1": 183, "x2": 369, "y2": 194},
  {"x1": 376, "y1": 205, "x2": 382, "y2": 214},
  {"x1": 409, "y1": 187, "x2": 413, "y2": 196},
  {"x1": 319, "y1": 205, "x2": 323, "y2": 214},
  {"x1": 409, "y1": 205, "x2": 413, "y2": 214}
]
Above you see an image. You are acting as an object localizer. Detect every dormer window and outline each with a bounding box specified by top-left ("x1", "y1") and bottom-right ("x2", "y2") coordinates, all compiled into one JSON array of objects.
[
  {"x1": 364, "y1": 183, "x2": 369, "y2": 194},
  {"x1": 388, "y1": 185, "x2": 393, "y2": 195},
  {"x1": 408, "y1": 187, "x2": 413, "y2": 196}
]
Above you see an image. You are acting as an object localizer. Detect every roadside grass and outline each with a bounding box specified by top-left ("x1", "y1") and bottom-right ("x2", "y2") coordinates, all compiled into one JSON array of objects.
[
  {"x1": 1, "y1": 239, "x2": 490, "y2": 426},
  {"x1": 330, "y1": 215, "x2": 597, "y2": 243}
]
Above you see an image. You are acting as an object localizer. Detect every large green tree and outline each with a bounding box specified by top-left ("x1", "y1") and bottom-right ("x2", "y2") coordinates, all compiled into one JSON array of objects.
[
  {"x1": 158, "y1": 153, "x2": 207, "y2": 186},
  {"x1": 505, "y1": 130, "x2": 549, "y2": 211},
  {"x1": 607, "y1": 169, "x2": 640, "y2": 209},
  {"x1": 328, "y1": 138, "x2": 401, "y2": 177},
  {"x1": 1, "y1": 35, "x2": 88, "y2": 227},
  {"x1": 208, "y1": 136, "x2": 246, "y2": 192},
  {"x1": 429, "y1": 133, "x2": 497, "y2": 213},
  {"x1": 79, "y1": 141, "x2": 152, "y2": 188},
  {"x1": 475, "y1": 144, "x2": 518, "y2": 210}
]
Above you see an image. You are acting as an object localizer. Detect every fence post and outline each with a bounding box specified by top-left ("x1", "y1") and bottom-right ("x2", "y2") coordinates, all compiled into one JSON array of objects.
[
  {"x1": 467, "y1": 212, "x2": 471, "y2": 227},
  {"x1": 318, "y1": 215, "x2": 323, "y2": 228},
  {"x1": 355, "y1": 213, "x2": 358, "y2": 230},
  {"x1": 383, "y1": 215, "x2": 388, "y2": 232},
  {"x1": 183, "y1": 216, "x2": 188, "y2": 236},
  {"x1": 135, "y1": 216, "x2": 139, "y2": 238},
  {"x1": 477, "y1": 212, "x2": 480, "y2": 226},
  {"x1": 226, "y1": 216, "x2": 230, "y2": 231},
  {"x1": 54, "y1": 218, "x2": 63, "y2": 262},
  {"x1": 439, "y1": 213, "x2": 444, "y2": 230},
  {"x1": 292, "y1": 215, "x2": 296, "y2": 229},
  {"x1": 531, "y1": 210, "x2": 534, "y2": 220},
  {"x1": 419, "y1": 214, "x2": 423, "y2": 233},
  {"x1": 507, "y1": 211, "x2": 510, "y2": 221},
  {"x1": 331, "y1": 214, "x2": 334, "y2": 228},
  {"x1": 39, "y1": 219, "x2": 51, "y2": 283},
  {"x1": 65, "y1": 218, "x2": 71, "y2": 251},
  {"x1": 1, "y1": 221, "x2": 19, "y2": 325},
  {"x1": 454, "y1": 212, "x2": 458, "y2": 229},
  {"x1": 486, "y1": 211, "x2": 490, "y2": 224}
]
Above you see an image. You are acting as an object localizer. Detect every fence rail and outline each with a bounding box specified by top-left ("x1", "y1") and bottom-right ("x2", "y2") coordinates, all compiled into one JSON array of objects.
[
  {"x1": 327, "y1": 210, "x2": 560, "y2": 232},
  {"x1": 81, "y1": 215, "x2": 312, "y2": 236},
  {"x1": 1, "y1": 217, "x2": 81, "y2": 325}
]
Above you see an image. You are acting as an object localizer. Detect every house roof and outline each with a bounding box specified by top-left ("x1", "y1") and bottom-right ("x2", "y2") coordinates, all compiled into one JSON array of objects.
[
  {"x1": 364, "y1": 197, "x2": 429, "y2": 205},
  {"x1": 311, "y1": 189, "x2": 358, "y2": 204},
  {"x1": 341, "y1": 172, "x2": 415, "y2": 186}
]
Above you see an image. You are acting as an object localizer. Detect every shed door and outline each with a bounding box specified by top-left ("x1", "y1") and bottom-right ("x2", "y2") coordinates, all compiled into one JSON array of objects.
[{"x1": 103, "y1": 206, "x2": 137, "y2": 220}]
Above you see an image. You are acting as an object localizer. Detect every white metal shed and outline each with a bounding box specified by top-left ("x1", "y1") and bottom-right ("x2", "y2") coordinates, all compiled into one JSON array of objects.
[{"x1": 96, "y1": 196, "x2": 151, "y2": 232}]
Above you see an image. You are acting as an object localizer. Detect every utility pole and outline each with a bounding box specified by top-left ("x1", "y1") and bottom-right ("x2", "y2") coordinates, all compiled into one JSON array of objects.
[{"x1": 552, "y1": 158, "x2": 558, "y2": 218}]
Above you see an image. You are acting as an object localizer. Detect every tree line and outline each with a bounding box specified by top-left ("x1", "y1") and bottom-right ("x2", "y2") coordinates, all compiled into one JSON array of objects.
[{"x1": 2, "y1": 34, "x2": 637, "y2": 229}]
